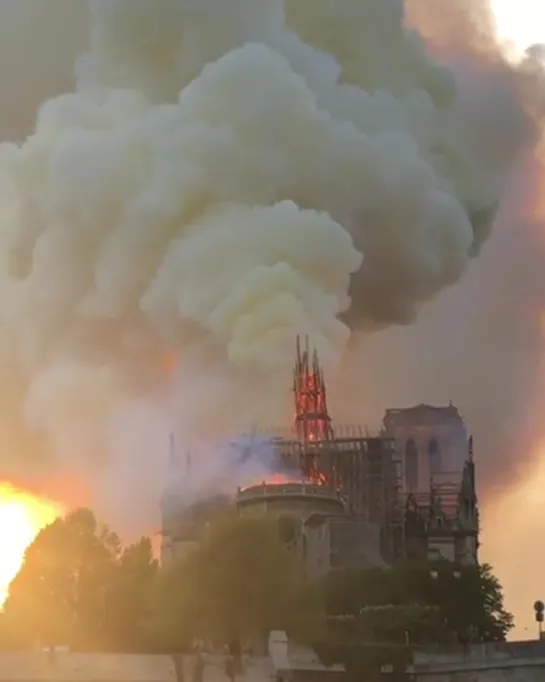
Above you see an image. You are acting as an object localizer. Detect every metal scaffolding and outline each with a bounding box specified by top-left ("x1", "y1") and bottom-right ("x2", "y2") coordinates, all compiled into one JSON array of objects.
[{"x1": 255, "y1": 337, "x2": 406, "y2": 561}]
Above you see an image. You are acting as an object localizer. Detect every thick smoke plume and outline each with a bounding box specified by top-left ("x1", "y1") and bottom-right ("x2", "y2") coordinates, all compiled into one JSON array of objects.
[
  {"x1": 334, "y1": 0, "x2": 545, "y2": 639},
  {"x1": 0, "y1": 0, "x2": 497, "y2": 473},
  {"x1": 342, "y1": 0, "x2": 545, "y2": 474}
]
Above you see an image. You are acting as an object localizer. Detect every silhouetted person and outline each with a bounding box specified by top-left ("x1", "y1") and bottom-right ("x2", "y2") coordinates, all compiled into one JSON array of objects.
[
  {"x1": 224, "y1": 646, "x2": 235, "y2": 682},
  {"x1": 229, "y1": 638, "x2": 242, "y2": 675},
  {"x1": 192, "y1": 645, "x2": 205, "y2": 682}
]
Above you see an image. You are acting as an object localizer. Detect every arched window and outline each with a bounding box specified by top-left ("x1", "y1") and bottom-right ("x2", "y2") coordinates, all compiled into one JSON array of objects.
[
  {"x1": 278, "y1": 516, "x2": 297, "y2": 546},
  {"x1": 405, "y1": 439, "x2": 418, "y2": 492},
  {"x1": 428, "y1": 438, "x2": 442, "y2": 475}
]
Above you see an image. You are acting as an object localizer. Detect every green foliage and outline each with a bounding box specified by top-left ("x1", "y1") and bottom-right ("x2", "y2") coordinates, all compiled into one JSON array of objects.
[
  {"x1": 318, "y1": 561, "x2": 513, "y2": 679},
  {"x1": 323, "y1": 560, "x2": 513, "y2": 645},
  {"x1": 4, "y1": 508, "x2": 157, "y2": 651},
  {"x1": 440, "y1": 563, "x2": 514, "y2": 642},
  {"x1": 4, "y1": 507, "x2": 322, "y2": 652},
  {"x1": 154, "y1": 511, "x2": 324, "y2": 646},
  {"x1": 105, "y1": 537, "x2": 159, "y2": 650},
  {"x1": 2, "y1": 506, "x2": 511, "y2": 660}
]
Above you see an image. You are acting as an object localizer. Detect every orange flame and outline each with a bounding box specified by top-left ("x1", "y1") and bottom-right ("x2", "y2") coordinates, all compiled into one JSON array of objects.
[
  {"x1": 0, "y1": 482, "x2": 64, "y2": 605},
  {"x1": 244, "y1": 471, "x2": 329, "y2": 489},
  {"x1": 264, "y1": 473, "x2": 300, "y2": 485},
  {"x1": 309, "y1": 469, "x2": 328, "y2": 486}
]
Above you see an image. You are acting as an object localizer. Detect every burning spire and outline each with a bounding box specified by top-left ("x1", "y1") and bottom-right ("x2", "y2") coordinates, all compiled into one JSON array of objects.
[{"x1": 293, "y1": 336, "x2": 334, "y2": 443}]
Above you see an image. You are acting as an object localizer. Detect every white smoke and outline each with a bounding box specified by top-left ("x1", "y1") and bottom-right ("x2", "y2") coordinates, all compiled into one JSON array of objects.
[
  {"x1": 100, "y1": 395, "x2": 173, "y2": 538},
  {"x1": 0, "y1": 0, "x2": 496, "y2": 477}
]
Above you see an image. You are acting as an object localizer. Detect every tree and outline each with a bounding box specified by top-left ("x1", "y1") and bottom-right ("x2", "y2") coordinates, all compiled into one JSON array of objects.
[
  {"x1": 4, "y1": 508, "x2": 121, "y2": 649},
  {"x1": 438, "y1": 563, "x2": 513, "y2": 643},
  {"x1": 323, "y1": 560, "x2": 513, "y2": 645},
  {"x1": 5, "y1": 509, "x2": 160, "y2": 652},
  {"x1": 319, "y1": 561, "x2": 513, "y2": 682},
  {"x1": 155, "y1": 512, "x2": 324, "y2": 648},
  {"x1": 105, "y1": 537, "x2": 159, "y2": 651}
]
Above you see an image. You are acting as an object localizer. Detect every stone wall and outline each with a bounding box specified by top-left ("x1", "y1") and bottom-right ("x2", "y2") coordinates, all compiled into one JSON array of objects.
[
  {"x1": 0, "y1": 652, "x2": 178, "y2": 682},
  {"x1": 268, "y1": 631, "x2": 344, "y2": 682},
  {"x1": 412, "y1": 641, "x2": 545, "y2": 681}
]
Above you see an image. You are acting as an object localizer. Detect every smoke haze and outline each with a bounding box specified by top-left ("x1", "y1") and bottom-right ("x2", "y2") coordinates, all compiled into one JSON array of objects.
[
  {"x1": 0, "y1": 0, "x2": 497, "y2": 460},
  {"x1": 0, "y1": 0, "x2": 544, "y2": 637},
  {"x1": 335, "y1": 0, "x2": 545, "y2": 639}
]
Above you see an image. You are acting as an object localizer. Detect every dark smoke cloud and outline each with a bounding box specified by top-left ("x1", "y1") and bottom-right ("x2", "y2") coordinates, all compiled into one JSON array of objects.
[
  {"x1": 337, "y1": 0, "x2": 545, "y2": 493},
  {"x1": 0, "y1": 0, "x2": 88, "y2": 480},
  {"x1": 0, "y1": 0, "x2": 542, "y2": 505},
  {"x1": 0, "y1": 1, "x2": 88, "y2": 141},
  {"x1": 334, "y1": 0, "x2": 545, "y2": 636},
  {"x1": 337, "y1": 160, "x2": 545, "y2": 493},
  {"x1": 406, "y1": 0, "x2": 545, "y2": 174},
  {"x1": 0, "y1": 0, "x2": 503, "y2": 471}
]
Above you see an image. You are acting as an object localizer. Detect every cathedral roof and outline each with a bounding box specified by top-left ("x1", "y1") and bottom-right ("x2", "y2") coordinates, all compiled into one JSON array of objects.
[{"x1": 384, "y1": 403, "x2": 463, "y2": 426}]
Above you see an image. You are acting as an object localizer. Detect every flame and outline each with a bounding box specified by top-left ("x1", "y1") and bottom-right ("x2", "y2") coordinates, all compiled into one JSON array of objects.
[
  {"x1": 309, "y1": 469, "x2": 328, "y2": 486},
  {"x1": 241, "y1": 470, "x2": 329, "y2": 490},
  {"x1": 264, "y1": 473, "x2": 301, "y2": 485},
  {"x1": 239, "y1": 473, "x2": 304, "y2": 490},
  {"x1": 294, "y1": 356, "x2": 331, "y2": 442},
  {"x1": 263, "y1": 471, "x2": 329, "y2": 486},
  {"x1": 0, "y1": 482, "x2": 63, "y2": 605}
]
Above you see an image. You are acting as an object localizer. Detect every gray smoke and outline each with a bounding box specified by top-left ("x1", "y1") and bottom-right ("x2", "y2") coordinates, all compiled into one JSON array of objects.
[
  {"x1": 0, "y1": 0, "x2": 501, "y2": 472},
  {"x1": 335, "y1": 0, "x2": 545, "y2": 504},
  {"x1": 330, "y1": 0, "x2": 545, "y2": 639}
]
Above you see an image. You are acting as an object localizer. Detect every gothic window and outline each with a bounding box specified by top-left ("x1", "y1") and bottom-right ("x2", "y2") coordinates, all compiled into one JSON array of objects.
[
  {"x1": 405, "y1": 439, "x2": 418, "y2": 492},
  {"x1": 428, "y1": 438, "x2": 442, "y2": 475},
  {"x1": 278, "y1": 516, "x2": 297, "y2": 546}
]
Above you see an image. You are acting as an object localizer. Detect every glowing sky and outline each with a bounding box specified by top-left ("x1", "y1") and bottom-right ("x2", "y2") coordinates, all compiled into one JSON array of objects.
[
  {"x1": 0, "y1": 483, "x2": 62, "y2": 605},
  {"x1": 484, "y1": 0, "x2": 545, "y2": 640},
  {"x1": 490, "y1": 0, "x2": 545, "y2": 59}
]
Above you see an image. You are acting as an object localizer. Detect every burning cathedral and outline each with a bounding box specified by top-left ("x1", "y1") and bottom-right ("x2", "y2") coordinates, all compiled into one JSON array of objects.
[{"x1": 161, "y1": 338, "x2": 479, "y2": 574}]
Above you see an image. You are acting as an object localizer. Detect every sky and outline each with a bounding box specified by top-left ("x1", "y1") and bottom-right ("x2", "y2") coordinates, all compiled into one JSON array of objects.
[
  {"x1": 430, "y1": 0, "x2": 545, "y2": 640},
  {"x1": 490, "y1": 0, "x2": 545, "y2": 59},
  {"x1": 367, "y1": 0, "x2": 545, "y2": 640}
]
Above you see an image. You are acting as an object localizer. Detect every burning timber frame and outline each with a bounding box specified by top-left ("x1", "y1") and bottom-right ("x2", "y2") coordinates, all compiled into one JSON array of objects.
[
  {"x1": 256, "y1": 337, "x2": 406, "y2": 562},
  {"x1": 272, "y1": 433, "x2": 405, "y2": 561},
  {"x1": 161, "y1": 338, "x2": 478, "y2": 567}
]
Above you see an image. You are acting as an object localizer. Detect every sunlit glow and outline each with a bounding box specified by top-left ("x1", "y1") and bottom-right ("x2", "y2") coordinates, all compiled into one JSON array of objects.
[
  {"x1": 472, "y1": 1, "x2": 545, "y2": 641},
  {"x1": 489, "y1": 0, "x2": 545, "y2": 60},
  {"x1": 483, "y1": 446, "x2": 545, "y2": 640},
  {"x1": 0, "y1": 482, "x2": 63, "y2": 605},
  {"x1": 478, "y1": 311, "x2": 545, "y2": 640}
]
